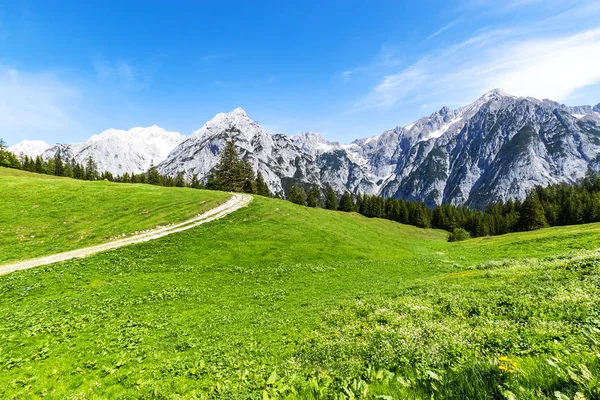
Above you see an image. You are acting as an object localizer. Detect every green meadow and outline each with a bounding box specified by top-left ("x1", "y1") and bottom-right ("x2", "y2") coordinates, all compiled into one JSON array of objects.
[
  {"x1": 0, "y1": 168, "x2": 230, "y2": 264},
  {"x1": 0, "y1": 170, "x2": 599, "y2": 399}
]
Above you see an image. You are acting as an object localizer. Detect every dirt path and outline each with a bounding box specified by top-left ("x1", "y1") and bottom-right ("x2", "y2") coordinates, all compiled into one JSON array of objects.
[{"x1": 0, "y1": 193, "x2": 252, "y2": 276}]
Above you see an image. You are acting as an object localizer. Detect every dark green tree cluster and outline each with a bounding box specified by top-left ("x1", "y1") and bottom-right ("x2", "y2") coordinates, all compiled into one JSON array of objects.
[
  {"x1": 205, "y1": 141, "x2": 271, "y2": 196},
  {"x1": 281, "y1": 174, "x2": 600, "y2": 240},
  {"x1": 15, "y1": 150, "x2": 104, "y2": 182},
  {"x1": 356, "y1": 194, "x2": 432, "y2": 228},
  {"x1": 0, "y1": 139, "x2": 22, "y2": 169}
]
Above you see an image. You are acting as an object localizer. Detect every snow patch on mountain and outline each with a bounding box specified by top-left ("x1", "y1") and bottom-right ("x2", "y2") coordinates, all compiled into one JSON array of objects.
[
  {"x1": 8, "y1": 140, "x2": 52, "y2": 158},
  {"x1": 37, "y1": 126, "x2": 185, "y2": 175},
  {"x1": 10, "y1": 88, "x2": 600, "y2": 209}
]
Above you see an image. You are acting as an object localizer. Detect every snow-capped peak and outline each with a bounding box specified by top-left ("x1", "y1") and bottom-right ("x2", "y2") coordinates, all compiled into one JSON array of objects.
[
  {"x1": 8, "y1": 140, "x2": 52, "y2": 158},
  {"x1": 191, "y1": 107, "x2": 266, "y2": 141},
  {"x1": 481, "y1": 88, "x2": 515, "y2": 101},
  {"x1": 89, "y1": 125, "x2": 177, "y2": 143},
  {"x1": 291, "y1": 132, "x2": 339, "y2": 157}
]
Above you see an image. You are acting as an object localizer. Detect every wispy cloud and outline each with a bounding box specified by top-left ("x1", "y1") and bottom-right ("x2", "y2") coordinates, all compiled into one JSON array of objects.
[
  {"x1": 424, "y1": 18, "x2": 462, "y2": 41},
  {"x1": 337, "y1": 45, "x2": 403, "y2": 83},
  {"x1": 0, "y1": 66, "x2": 81, "y2": 143},
  {"x1": 356, "y1": 3, "x2": 600, "y2": 110}
]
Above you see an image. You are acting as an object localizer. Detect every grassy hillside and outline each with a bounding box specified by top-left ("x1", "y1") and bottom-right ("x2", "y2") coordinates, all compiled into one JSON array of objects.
[
  {"x1": 0, "y1": 168, "x2": 231, "y2": 264},
  {"x1": 0, "y1": 192, "x2": 599, "y2": 398}
]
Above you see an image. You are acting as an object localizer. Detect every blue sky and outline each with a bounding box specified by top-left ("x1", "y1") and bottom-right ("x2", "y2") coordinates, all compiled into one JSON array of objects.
[{"x1": 2, "y1": 0, "x2": 600, "y2": 146}]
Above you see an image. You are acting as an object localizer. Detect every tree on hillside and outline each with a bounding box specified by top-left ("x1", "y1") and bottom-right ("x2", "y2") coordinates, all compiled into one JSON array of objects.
[
  {"x1": 205, "y1": 141, "x2": 248, "y2": 192},
  {"x1": 0, "y1": 142, "x2": 21, "y2": 169},
  {"x1": 519, "y1": 191, "x2": 548, "y2": 231},
  {"x1": 288, "y1": 183, "x2": 306, "y2": 206},
  {"x1": 338, "y1": 191, "x2": 354, "y2": 212},
  {"x1": 325, "y1": 187, "x2": 337, "y2": 210},
  {"x1": 241, "y1": 160, "x2": 256, "y2": 194},
  {"x1": 175, "y1": 172, "x2": 186, "y2": 187},
  {"x1": 255, "y1": 172, "x2": 270, "y2": 197},
  {"x1": 84, "y1": 157, "x2": 99, "y2": 180},
  {"x1": 306, "y1": 185, "x2": 321, "y2": 207},
  {"x1": 45, "y1": 158, "x2": 55, "y2": 175},
  {"x1": 191, "y1": 174, "x2": 202, "y2": 189},
  {"x1": 34, "y1": 156, "x2": 45, "y2": 173},
  {"x1": 64, "y1": 162, "x2": 74, "y2": 178},
  {"x1": 148, "y1": 164, "x2": 161, "y2": 185},
  {"x1": 54, "y1": 154, "x2": 64, "y2": 176}
]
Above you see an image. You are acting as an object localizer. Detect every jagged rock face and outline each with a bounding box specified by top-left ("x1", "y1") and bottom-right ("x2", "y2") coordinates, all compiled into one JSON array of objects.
[
  {"x1": 158, "y1": 108, "x2": 321, "y2": 195},
  {"x1": 18, "y1": 126, "x2": 186, "y2": 175},
  {"x1": 10, "y1": 90, "x2": 600, "y2": 208},
  {"x1": 373, "y1": 92, "x2": 600, "y2": 208}
]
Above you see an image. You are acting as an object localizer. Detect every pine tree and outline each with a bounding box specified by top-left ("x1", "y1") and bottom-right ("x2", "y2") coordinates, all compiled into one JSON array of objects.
[
  {"x1": 306, "y1": 185, "x2": 321, "y2": 207},
  {"x1": 0, "y1": 145, "x2": 21, "y2": 169},
  {"x1": 54, "y1": 154, "x2": 64, "y2": 176},
  {"x1": 288, "y1": 183, "x2": 306, "y2": 205},
  {"x1": 519, "y1": 191, "x2": 548, "y2": 231},
  {"x1": 191, "y1": 174, "x2": 201, "y2": 189},
  {"x1": 148, "y1": 164, "x2": 161, "y2": 185},
  {"x1": 175, "y1": 172, "x2": 186, "y2": 187},
  {"x1": 64, "y1": 163, "x2": 74, "y2": 178},
  {"x1": 241, "y1": 161, "x2": 256, "y2": 194},
  {"x1": 338, "y1": 191, "x2": 354, "y2": 212},
  {"x1": 45, "y1": 158, "x2": 55, "y2": 175},
  {"x1": 325, "y1": 187, "x2": 337, "y2": 210},
  {"x1": 85, "y1": 157, "x2": 98, "y2": 180},
  {"x1": 35, "y1": 156, "x2": 45, "y2": 173},
  {"x1": 205, "y1": 142, "x2": 247, "y2": 192},
  {"x1": 255, "y1": 172, "x2": 270, "y2": 197}
]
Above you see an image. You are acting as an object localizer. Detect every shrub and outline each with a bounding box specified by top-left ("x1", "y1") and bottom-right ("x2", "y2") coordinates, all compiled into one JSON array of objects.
[{"x1": 448, "y1": 228, "x2": 472, "y2": 242}]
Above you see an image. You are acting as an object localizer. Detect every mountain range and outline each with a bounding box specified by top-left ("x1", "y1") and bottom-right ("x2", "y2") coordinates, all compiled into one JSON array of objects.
[{"x1": 10, "y1": 89, "x2": 600, "y2": 208}]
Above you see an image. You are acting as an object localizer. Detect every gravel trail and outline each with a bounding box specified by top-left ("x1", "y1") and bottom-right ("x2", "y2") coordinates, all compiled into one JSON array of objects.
[{"x1": 0, "y1": 193, "x2": 252, "y2": 276}]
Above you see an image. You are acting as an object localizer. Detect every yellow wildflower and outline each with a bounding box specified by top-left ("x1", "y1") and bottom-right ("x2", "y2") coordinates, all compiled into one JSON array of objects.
[{"x1": 498, "y1": 356, "x2": 517, "y2": 373}]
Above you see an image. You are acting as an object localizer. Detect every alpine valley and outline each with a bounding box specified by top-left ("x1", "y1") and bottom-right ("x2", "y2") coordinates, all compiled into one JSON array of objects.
[{"x1": 10, "y1": 89, "x2": 600, "y2": 208}]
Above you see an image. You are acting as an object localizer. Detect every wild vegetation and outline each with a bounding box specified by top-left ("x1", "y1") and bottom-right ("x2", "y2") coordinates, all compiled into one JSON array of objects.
[
  {"x1": 1, "y1": 190, "x2": 599, "y2": 398},
  {"x1": 287, "y1": 175, "x2": 600, "y2": 240},
  {"x1": 6, "y1": 137, "x2": 600, "y2": 241},
  {"x1": 0, "y1": 168, "x2": 229, "y2": 264}
]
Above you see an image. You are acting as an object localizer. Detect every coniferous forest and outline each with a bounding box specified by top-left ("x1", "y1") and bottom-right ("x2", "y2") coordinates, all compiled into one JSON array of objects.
[{"x1": 4, "y1": 138, "x2": 600, "y2": 240}]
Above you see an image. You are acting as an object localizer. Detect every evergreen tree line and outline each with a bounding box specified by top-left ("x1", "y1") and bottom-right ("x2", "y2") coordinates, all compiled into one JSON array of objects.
[
  {"x1": 1, "y1": 139, "x2": 271, "y2": 194},
  {"x1": 6, "y1": 138, "x2": 600, "y2": 239},
  {"x1": 285, "y1": 174, "x2": 600, "y2": 239},
  {"x1": 0, "y1": 140, "x2": 103, "y2": 181},
  {"x1": 0, "y1": 139, "x2": 23, "y2": 169}
]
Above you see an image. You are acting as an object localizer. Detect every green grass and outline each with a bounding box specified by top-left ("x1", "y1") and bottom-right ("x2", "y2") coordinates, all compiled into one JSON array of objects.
[
  {"x1": 1, "y1": 182, "x2": 600, "y2": 398},
  {"x1": 0, "y1": 168, "x2": 230, "y2": 264}
]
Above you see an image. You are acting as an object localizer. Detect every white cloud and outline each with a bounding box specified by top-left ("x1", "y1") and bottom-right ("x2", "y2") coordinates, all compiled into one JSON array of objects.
[
  {"x1": 336, "y1": 45, "x2": 403, "y2": 83},
  {"x1": 0, "y1": 66, "x2": 81, "y2": 143},
  {"x1": 357, "y1": 25, "x2": 600, "y2": 109},
  {"x1": 424, "y1": 19, "x2": 462, "y2": 41}
]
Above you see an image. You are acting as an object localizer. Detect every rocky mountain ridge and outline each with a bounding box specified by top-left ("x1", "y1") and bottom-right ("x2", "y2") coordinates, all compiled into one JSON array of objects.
[{"x1": 10, "y1": 89, "x2": 600, "y2": 208}]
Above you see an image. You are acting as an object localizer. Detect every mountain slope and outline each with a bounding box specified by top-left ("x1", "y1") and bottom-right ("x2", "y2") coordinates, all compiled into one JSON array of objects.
[
  {"x1": 12, "y1": 126, "x2": 185, "y2": 176},
  {"x1": 10, "y1": 90, "x2": 600, "y2": 207},
  {"x1": 2, "y1": 191, "x2": 599, "y2": 398},
  {"x1": 0, "y1": 167, "x2": 229, "y2": 264},
  {"x1": 158, "y1": 108, "x2": 321, "y2": 195},
  {"x1": 8, "y1": 140, "x2": 52, "y2": 158},
  {"x1": 358, "y1": 90, "x2": 600, "y2": 207},
  {"x1": 158, "y1": 90, "x2": 600, "y2": 207}
]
